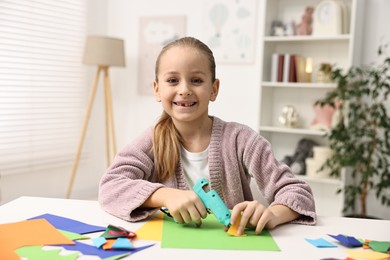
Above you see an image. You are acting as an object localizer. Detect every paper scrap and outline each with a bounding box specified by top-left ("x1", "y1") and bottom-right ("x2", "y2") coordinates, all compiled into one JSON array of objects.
[
  {"x1": 92, "y1": 237, "x2": 107, "y2": 248},
  {"x1": 112, "y1": 238, "x2": 134, "y2": 249},
  {"x1": 368, "y1": 240, "x2": 390, "y2": 253},
  {"x1": 305, "y1": 238, "x2": 337, "y2": 248},
  {"x1": 227, "y1": 213, "x2": 246, "y2": 237},
  {"x1": 328, "y1": 234, "x2": 363, "y2": 247}
]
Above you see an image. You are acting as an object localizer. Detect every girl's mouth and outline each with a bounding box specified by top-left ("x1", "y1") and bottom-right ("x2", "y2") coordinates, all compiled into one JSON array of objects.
[{"x1": 173, "y1": 101, "x2": 197, "y2": 107}]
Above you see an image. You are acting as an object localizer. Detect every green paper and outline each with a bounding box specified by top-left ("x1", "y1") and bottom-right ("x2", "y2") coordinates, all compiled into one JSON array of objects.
[
  {"x1": 59, "y1": 229, "x2": 89, "y2": 240},
  {"x1": 103, "y1": 253, "x2": 130, "y2": 260},
  {"x1": 161, "y1": 214, "x2": 280, "y2": 251},
  {"x1": 368, "y1": 240, "x2": 390, "y2": 253},
  {"x1": 16, "y1": 246, "x2": 79, "y2": 260}
]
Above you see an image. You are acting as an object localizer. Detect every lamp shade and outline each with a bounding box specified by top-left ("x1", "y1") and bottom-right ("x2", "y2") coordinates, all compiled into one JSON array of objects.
[{"x1": 83, "y1": 35, "x2": 125, "y2": 67}]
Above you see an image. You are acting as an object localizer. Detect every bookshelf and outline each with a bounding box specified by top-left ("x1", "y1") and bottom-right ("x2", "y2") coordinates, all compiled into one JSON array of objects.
[{"x1": 258, "y1": 0, "x2": 364, "y2": 216}]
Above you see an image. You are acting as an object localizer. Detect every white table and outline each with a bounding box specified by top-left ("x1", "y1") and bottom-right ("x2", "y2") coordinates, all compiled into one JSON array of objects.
[{"x1": 0, "y1": 196, "x2": 389, "y2": 259}]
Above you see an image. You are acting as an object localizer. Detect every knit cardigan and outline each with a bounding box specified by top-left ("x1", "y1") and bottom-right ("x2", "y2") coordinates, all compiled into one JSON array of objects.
[{"x1": 99, "y1": 116, "x2": 317, "y2": 225}]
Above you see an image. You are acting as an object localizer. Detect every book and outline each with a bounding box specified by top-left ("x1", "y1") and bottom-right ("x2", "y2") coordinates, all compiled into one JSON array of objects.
[
  {"x1": 283, "y1": 54, "x2": 290, "y2": 82},
  {"x1": 270, "y1": 53, "x2": 278, "y2": 82},
  {"x1": 277, "y1": 54, "x2": 284, "y2": 82}
]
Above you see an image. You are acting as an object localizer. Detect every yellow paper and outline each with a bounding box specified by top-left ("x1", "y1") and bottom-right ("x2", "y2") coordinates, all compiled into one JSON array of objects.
[
  {"x1": 135, "y1": 213, "x2": 164, "y2": 241},
  {"x1": 345, "y1": 249, "x2": 390, "y2": 260}
]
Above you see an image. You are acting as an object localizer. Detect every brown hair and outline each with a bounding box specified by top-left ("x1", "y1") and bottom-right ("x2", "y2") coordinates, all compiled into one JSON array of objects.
[{"x1": 153, "y1": 37, "x2": 216, "y2": 182}]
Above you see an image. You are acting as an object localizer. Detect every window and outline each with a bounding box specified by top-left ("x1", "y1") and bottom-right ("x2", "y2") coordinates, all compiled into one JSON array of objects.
[{"x1": 0, "y1": 0, "x2": 87, "y2": 175}]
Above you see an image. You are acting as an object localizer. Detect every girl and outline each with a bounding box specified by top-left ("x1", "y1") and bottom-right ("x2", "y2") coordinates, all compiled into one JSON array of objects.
[{"x1": 99, "y1": 37, "x2": 316, "y2": 235}]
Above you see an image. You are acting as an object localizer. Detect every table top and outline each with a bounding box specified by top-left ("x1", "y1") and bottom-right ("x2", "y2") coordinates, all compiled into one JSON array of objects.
[{"x1": 1, "y1": 196, "x2": 389, "y2": 259}]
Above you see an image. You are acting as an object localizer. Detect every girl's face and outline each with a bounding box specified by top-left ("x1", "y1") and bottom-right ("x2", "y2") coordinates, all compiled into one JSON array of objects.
[{"x1": 153, "y1": 46, "x2": 219, "y2": 125}]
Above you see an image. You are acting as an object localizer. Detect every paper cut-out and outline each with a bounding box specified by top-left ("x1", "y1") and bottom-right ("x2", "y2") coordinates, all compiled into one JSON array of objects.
[
  {"x1": 161, "y1": 214, "x2": 280, "y2": 251},
  {"x1": 112, "y1": 238, "x2": 134, "y2": 249},
  {"x1": 305, "y1": 238, "x2": 337, "y2": 248},
  {"x1": 227, "y1": 213, "x2": 246, "y2": 237},
  {"x1": 28, "y1": 213, "x2": 106, "y2": 234},
  {"x1": 328, "y1": 234, "x2": 363, "y2": 247},
  {"x1": 368, "y1": 240, "x2": 390, "y2": 253},
  {"x1": 92, "y1": 237, "x2": 107, "y2": 248},
  {"x1": 16, "y1": 246, "x2": 79, "y2": 260},
  {"x1": 59, "y1": 230, "x2": 89, "y2": 241},
  {"x1": 101, "y1": 224, "x2": 136, "y2": 239},
  {"x1": 0, "y1": 219, "x2": 75, "y2": 260}
]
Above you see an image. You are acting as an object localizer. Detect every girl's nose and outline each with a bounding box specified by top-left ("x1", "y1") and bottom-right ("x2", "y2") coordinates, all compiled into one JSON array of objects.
[{"x1": 178, "y1": 82, "x2": 192, "y2": 96}]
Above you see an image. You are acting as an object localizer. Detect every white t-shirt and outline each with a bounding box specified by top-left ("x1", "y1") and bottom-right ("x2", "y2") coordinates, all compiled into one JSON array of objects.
[{"x1": 180, "y1": 145, "x2": 209, "y2": 188}]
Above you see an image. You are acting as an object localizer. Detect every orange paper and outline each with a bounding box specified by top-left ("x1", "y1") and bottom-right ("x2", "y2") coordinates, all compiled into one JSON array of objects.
[
  {"x1": 135, "y1": 213, "x2": 164, "y2": 241},
  {"x1": 0, "y1": 218, "x2": 75, "y2": 260},
  {"x1": 227, "y1": 213, "x2": 246, "y2": 237}
]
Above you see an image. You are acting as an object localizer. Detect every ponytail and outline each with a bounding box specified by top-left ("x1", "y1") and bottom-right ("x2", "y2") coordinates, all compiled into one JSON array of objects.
[{"x1": 153, "y1": 111, "x2": 182, "y2": 181}]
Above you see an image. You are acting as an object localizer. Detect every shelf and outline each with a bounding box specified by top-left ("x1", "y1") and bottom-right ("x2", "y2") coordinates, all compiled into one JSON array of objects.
[
  {"x1": 259, "y1": 126, "x2": 327, "y2": 136},
  {"x1": 297, "y1": 175, "x2": 342, "y2": 185},
  {"x1": 264, "y1": 35, "x2": 351, "y2": 42},
  {"x1": 262, "y1": 82, "x2": 337, "y2": 89}
]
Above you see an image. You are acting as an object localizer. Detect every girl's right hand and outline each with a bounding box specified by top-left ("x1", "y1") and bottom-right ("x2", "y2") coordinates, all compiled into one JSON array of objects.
[
  {"x1": 144, "y1": 188, "x2": 208, "y2": 226},
  {"x1": 164, "y1": 189, "x2": 208, "y2": 226}
]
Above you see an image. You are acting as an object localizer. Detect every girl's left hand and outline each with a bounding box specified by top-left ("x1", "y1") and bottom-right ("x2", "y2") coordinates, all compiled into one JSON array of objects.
[{"x1": 229, "y1": 201, "x2": 279, "y2": 235}]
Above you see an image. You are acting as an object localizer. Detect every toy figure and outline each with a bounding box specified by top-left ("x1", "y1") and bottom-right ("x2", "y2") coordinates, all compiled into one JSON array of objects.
[{"x1": 296, "y1": 6, "x2": 314, "y2": 36}]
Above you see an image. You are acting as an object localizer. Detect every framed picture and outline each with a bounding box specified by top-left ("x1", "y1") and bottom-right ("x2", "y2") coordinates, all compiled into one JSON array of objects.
[
  {"x1": 201, "y1": 0, "x2": 257, "y2": 64},
  {"x1": 137, "y1": 16, "x2": 186, "y2": 95}
]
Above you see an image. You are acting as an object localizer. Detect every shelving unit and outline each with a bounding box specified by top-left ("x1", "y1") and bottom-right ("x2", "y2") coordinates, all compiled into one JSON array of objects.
[{"x1": 258, "y1": 0, "x2": 364, "y2": 216}]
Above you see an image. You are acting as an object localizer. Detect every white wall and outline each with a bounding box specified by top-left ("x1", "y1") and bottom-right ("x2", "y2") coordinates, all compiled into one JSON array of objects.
[{"x1": 1, "y1": 0, "x2": 389, "y2": 219}]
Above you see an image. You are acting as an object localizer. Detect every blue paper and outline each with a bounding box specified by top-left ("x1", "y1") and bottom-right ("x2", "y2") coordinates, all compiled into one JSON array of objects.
[
  {"x1": 112, "y1": 238, "x2": 134, "y2": 249},
  {"x1": 305, "y1": 238, "x2": 337, "y2": 248},
  {"x1": 92, "y1": 237, "x2": 107, "y2": 248},
  {"x1": 28, "y1": 213, "x2": 106, "y2": 234},
  {"x1": 63, "y1": 241, "x2": 154, "y2": 258},
  {"x1": 328, "y1": 234, "x2": 362, "y2": 247}
]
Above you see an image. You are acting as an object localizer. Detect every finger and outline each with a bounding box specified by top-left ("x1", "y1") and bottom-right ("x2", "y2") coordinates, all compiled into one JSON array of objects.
[
  {"x1": 239, "y1": 205, "x2": 257, "y2": 234},
  {"x1": 171, "y1": 211, "x2": 184, "y2": 224},
  {"x1": 194, "y1": 199, "x2": 208, "y2": 218},
  {"x1": 181, "y1": 210, "x2": 192, "y2": 224},
  {"x1": 230, "y1": 201, "x2": 248, "y2": 226},
  {"x1": 255, "y1": 209, "x2": 272, "y2": 235},
  {"x1": 248, "y1": 204, "x2": 266, "y2": 227},
  {"x1": 188, "y1": 206, "x2": 202, "y2": 226}
]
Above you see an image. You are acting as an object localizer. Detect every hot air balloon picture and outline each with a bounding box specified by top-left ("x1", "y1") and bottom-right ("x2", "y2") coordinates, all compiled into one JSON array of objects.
[{"x1": 203, "y1": 0, "x2": 257, "y2": 64}]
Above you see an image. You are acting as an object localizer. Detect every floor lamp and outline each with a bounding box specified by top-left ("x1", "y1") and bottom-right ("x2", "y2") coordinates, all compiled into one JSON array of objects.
[{"x1": 66, "y1": 36, "x2": 125, "y2": 199}]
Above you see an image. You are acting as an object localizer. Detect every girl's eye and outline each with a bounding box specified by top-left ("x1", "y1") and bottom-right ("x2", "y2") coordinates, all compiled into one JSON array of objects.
[
  {"x1": 192, "y1": 78, "x2": 203, "y2": 84},
  {"x1": 167, "y1": 78, "x2": 178, "y2": 84}
]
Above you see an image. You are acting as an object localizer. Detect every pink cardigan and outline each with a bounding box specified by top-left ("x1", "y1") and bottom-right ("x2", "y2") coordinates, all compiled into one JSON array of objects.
[{"x1": 99, "y1": 117, "x2": 317, "y2": 225}]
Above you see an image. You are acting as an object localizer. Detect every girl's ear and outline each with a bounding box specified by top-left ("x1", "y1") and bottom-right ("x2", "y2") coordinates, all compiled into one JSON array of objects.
[
  {"x1": 210, "y1": 79, "x2": 220, "y2": 102},
  {"x1": 153, "y1": 80, "x2": 161, "y2": 102}
]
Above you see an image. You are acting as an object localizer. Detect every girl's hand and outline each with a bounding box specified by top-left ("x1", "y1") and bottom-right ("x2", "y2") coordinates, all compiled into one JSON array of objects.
[
  {"x1": 161, "y1": 189, "x2": 208, "y2": 226},
  {"x1": 230, "y1": 201, "x2": 299, "y2": 235}
]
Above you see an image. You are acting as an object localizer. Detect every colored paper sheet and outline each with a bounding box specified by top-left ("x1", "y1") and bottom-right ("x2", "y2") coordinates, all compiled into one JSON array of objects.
[
  {"x1": 135, "y1": 213, "x2": 164, "y2": 241},
  {"x1": 28, "y1": 213, "x2": 106, "y2": 234},
  {"x1": 328, "y1": 234, "x2": 363, "y2": 247},
  {"x1": 345, "y1": 249, "x2": 390, "y2": 259},
  {"x1": 59, "y1": 230, "x2": 89, "y2": 241},
  {"x1": 0, "y1": 219, "x2": 75, "y2": 260},
  {"x1": 305, "y1": 238, "x2": 337, "y2": 248},
  {"x1": 62, "y1": 241, "x2": 154, "y2": 258},
  {"x1": 227, "y1": 213, "x2": 246, "y2": 236},
  {"x1": 161, "y1": 214, "x2": 280, "y2": 251},
  {"x1": 16, "y1": 246, "x2": 79, "y2": 260},
  {"x1": 368, "y1": 240, "x2": 390, "y2": 253}
]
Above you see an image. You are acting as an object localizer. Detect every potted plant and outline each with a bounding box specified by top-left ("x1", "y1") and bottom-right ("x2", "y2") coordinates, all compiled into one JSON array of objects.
[{"x1": 315, "y1": 44, "x2": 390, "y2": 218}]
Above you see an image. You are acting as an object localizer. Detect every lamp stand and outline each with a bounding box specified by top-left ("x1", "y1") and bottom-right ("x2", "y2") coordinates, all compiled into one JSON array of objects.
[{"x1": 66, "y1": 65, "x2": 117, "y2": 199}]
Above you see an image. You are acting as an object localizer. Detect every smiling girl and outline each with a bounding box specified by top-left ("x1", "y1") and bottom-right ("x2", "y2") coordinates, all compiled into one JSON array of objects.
[{"x1": 99, "y1": 37, "x2": 316, "y2": 235}]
